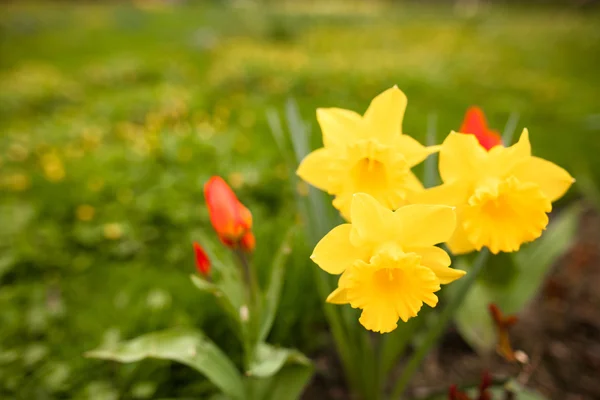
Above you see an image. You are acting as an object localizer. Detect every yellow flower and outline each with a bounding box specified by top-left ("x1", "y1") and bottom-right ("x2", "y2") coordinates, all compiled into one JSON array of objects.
[
  {"x1": 415, "y1": 130, "x2": 574, "y2": 255},
  {"x1": 297, "y1": 86, "x2": 438, "y2": 220},
  {"x1": 41, "y1": 152, "x2": 65, "y2": 182},
  {"x1": 76, "y1": 205, "x2": 95, "y2": 222},
  {"x1": 311, "y1": 193, "x2": 465, "y2": 333},
  {"x1": 103, "y1": 223, "x2": 123, "y2": 240}
]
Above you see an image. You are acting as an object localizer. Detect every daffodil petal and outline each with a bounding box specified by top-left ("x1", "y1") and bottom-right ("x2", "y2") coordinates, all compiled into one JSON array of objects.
[
  {"x1": 404, "y1": 171, "x2": 424, "y2": 193},
  {"x1": 508, "y1": 129, "x2": 531, "y2": 158},
  {"x1": 393, "y1": 134, "x2": 439, "y2": 167},
  {"x1": 349, "y1": 193, "x2": 395, "y2": 246},
  {"x1": 297, "y1": 148, "x2": 337, "y2": 192},
  {"x1": 408, "y1": 246, "x2": 466, "y2": 284},
  {"x1": 326, "y1": 287, "x2": 349, "y2": 304},
  {"x1": 488, "y1": 129, "x2": 532, "y2": 176},
  {"x1": 439, "y1": 132, "x2": 487, "y2": 183},
  {"x1": 332, "y1": 193, "x2": 353, "y2": 221},
  {"x1": 511, "y1": 156, "x2": 574, "y2": 202},
  {"x1": 358, "y1": 304, "x2": 399, "y2": 333},
  {"x1": 311, "y1": 224, "x2": 369, "y2": 274},
  {"x1": 409, "y1": 181, "x2": 470, "y2": 207},
  {"x1": 317, "y1": 107, "x2": 363, "y2": 148},
  {"x1": 446, "y1": 218, "x2": 477, "y2": 255},
  {"x1": 393, "y1": 204, "x2": 457, "y2": 247},
  {"x1": 363, "y1": 86, "x2": 407, "y2": 144}
]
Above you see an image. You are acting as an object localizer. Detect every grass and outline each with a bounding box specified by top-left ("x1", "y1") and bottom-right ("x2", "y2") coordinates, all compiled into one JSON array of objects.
[{"x1": 1, "y1": 1, "x2": 599, "y2": 398}]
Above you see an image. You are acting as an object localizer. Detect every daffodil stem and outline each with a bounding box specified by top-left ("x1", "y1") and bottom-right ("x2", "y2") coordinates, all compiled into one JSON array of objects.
[{"x1": 389, "y1": 249, "x2": 490, "y2": 399}]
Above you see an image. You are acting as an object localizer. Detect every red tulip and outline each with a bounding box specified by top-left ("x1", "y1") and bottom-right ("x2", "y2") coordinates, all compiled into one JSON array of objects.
[
  {"x1": 459, "y1": 107, "x2": 502, "y2": 151},
  {"x1": 193, "y1": 242, "x2": 211, "y2": 276},
  {"x1": 204, "y1": 176, "x2": 254, "y2": 251}
]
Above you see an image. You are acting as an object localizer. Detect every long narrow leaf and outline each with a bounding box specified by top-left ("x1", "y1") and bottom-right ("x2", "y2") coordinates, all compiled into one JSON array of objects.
[
  {"x1": 247, "y1": 343, "x2": 313, "y2": 400},
  {"x1": 502, "y1": 112, "x2": 520, "y2": 145},
  {"x1": 86, "y1": 328, "x2": 245, "y2": 400},
  {"x1": 258, "y1": 227, "x2": 296, "y2": 343},
  {"x1": 424, "y1": 113, "x2": 439, "y2": 188}
]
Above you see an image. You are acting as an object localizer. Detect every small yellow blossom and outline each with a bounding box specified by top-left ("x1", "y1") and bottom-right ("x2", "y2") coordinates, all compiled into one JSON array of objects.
[
  {"x1": 41, "y1": 152, "x2": 65, "y2": 182},
  {"x1": 103, "y1": 223, "x2": 123, "y2": 240},
  {"x1": 297, "y1": 86, "x2": 438, "y2": 220},
  {"x1": 415, "y1": 130, "x2": 574, "y2": 255},
  {"x1": 4, "y1": 173, "x2": 31, "y2": 191},
  {"x1": 311, "y1": 193, "x2": 465, "y2": 333},
  {"x1": 76, "y1": 205, "x2": 95, "y2": 222},
  {"x1": 228, "y1": 172, "x2": 245, "y2": 189}
]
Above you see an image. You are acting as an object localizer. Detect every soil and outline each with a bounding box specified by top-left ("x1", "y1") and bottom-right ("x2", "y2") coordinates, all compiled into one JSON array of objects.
[{"x1": 303, "y1": 205, "x2": 600, "y2": 400}]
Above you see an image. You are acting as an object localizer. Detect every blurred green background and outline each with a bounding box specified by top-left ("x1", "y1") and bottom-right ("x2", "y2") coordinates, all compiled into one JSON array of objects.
[{"x1": 1, "y1": 0, "x2": 599, "y2": 398}]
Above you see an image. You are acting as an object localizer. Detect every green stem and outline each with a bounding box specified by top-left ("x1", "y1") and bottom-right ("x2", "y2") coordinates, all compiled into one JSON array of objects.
[
  {"x1": 389, "y1": 249, "x2": 490, "y2": 399},
  {"x1": 312, "y1": 269, "x2": 361, "y2": 394},
  {"x1": 234, "y1": 248, "x2": 260, "y2": 370},
  {"x1": 380, "y1": 310, "x2": 425, "y2": 391}
]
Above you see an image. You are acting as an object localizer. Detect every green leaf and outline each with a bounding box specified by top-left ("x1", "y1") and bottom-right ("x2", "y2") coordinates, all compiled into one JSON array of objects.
[
  {"x1": 454, "y1": 203, "x2": 581, "y2": 353},
  {"x1": 511, "y1": 202, "x2": 581, "y2": 311},
  {"x1": 85, "y1": 328, "x2": 245, "y2": 400},
  {"x1": 247, "y1": 343, "x2": 310, "y2": 378},
  {"x1": 190, "y1": 274, "x2": 219, "y2": 293},
  {"x1": 246, "y1": 343, "x2": 313, "y2": 400},
  {"x1": 379, "y1": 311, "x2": 425, "y2": 378},
  {"x1": 258, "y1": 227, "x2": 296, "y2": 343},
  {"x1": 259, "y1": 362, "x2": 313, "y2": 400},
  {"x1": 453, "y1": 273, "x2": 497, "y2": 353},
  {"x1": 190, "y1": 274, "x2": 241, "y2": 327}
]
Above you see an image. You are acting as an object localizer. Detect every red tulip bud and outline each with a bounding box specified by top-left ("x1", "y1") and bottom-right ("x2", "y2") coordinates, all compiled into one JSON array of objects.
[
  {"x1": 193, "y1": 242, "x2": 211, "y2": 276},
  {"x1": 459, "y1": 107, "x2": 503, "y2": 151},
  {"x1": 204, "y1": 176, "x2": 255, "y2": 251}
]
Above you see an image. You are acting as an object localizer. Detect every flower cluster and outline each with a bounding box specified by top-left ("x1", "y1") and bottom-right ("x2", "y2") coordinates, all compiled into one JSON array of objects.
[{"x1": 298, "y1": 87, "x2": 574, "y2": 333}]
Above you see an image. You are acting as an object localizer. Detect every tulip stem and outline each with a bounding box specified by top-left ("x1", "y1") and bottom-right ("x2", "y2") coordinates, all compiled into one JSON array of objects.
[
  {"x1": 234, "y1": 248, "x2": 262, "y2": 370},
  {"x1": 235, "y1": 248, "x2": 259, "y2": 306},
  {"x1": 389, "y1": 249, "x2": 490, "y2": 399}
]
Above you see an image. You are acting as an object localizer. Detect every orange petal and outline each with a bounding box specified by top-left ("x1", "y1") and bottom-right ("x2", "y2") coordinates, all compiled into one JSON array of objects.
[
  {"x1": 459, "y1": 107, "x2": 502, "y2": 151},
  {"x1": 204, "y1": 176, "x2": 252, "y2": 244}
]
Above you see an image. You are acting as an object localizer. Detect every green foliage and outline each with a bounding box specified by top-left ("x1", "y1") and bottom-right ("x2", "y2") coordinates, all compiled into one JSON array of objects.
[
  {"x1": 454, "y1": 202, "x2": 581, "y2": 354},
  {"x1": 86, "y1": 328, "x2": 245, "y2": 399},
  {"x1": 247, "y1": 343, "x2": 313, "y2": 400},
  {"x1": 1, "y1": 1, "x2": 598, "y2": 398},
  {"x1": 258, "y1": 228, "x2": 296, "y2": 343}
]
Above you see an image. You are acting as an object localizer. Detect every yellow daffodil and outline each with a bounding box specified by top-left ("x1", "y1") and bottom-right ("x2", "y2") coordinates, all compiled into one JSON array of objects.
[
  {"x1": 415, "y1": 130, "x2": 574, "y2": 255},
  {"x1": 311, "y1": 193, "x2": 465, "y2": 333},
  {"x1": 297, "y1": 86, "x2": 438, "y2": 220}
]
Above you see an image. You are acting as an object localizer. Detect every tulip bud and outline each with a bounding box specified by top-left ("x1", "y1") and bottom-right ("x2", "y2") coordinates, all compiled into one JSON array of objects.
[
  {"x1": 193, "y1": 242, "x2": 211, "y2": 276},
  {"x1": 204, "y1": 176, "x2": 255, "y2": 251},
  {"x1": 459, "y1": 107, "x2": 502, "y2": 151}
]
